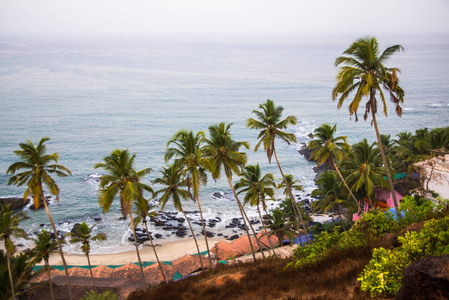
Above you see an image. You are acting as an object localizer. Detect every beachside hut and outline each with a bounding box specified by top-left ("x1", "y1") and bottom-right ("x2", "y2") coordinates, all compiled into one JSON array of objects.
[
  {"x1": 91, "y1": 265, "x2": 113, "y2": 278},
  {"x1": 68, "y1": 267, "x2": 90, "y2": 277},
  {"x1": 352, "y1": 173, "x2": 407, "y2": 221},
  {"x1": 231, "y1": 236, "x2": 260, "y2": 255},
  {"x1": 256, "y1": 230, "x2": 280, "y2": 248},
  {"x1": 144, "y1": 262, "x2": 176, "y2": 284},
  {"x1": 30, "y1": 267, "x2": 64, "y2": 283},
  {"x1": 110, "y1": 263, "x2": 142, "y2": 282},
  {"x1": 172, "y1": 254, "x2": 210, "y2": 276},
  {"x1": 211, "y1": 240, "x2": 239, "y2": 261}
]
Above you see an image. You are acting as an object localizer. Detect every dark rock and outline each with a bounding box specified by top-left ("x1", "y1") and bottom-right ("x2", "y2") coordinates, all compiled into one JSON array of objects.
[
  {"x1": 17, "y1": 244, "x2": 24, "y2": 247},
  {"x1": 49, "y1": 231, "x2": 64, "y2": 241},
  {"x1": 119, "y1": 217, "x2": 126, "y2": 221},
  {"x1": 0, "y1": 197, "x2": 30, "y2": 210},
  {"x1": 94, "y1": 217, "x2": 103, "y2": 222},
  {"x1": 227, "y1": 234, "x2": 239, "y2": 241},
  {"x1": 208, "y1": 223, "x2": 216, "y2": 227},
  {"x1": 175, "y1": 230, "x2": 187, "y2": 237},
  {"x1": 40, "y1": 224, "x2": 46, "y2": 227},
  {"x1": 201, "y1": 230, "x2": 215, "y2": 238},
  {"x1": 185, "y1": 210, "x2": 200, "y2": 214},
  {"x1": 154, "y1": 220, "x2": 166, "y2": 226},
  {"x1": 298, "y1": 145, "x2": 316, "y2": 162},
  {"x1": 218, "y1": 233, "x2": 223, "y2": 236},
  {"x1": 154, "y1": 234, "x2": 163, "y2": 239},
  {"x1": 213, "y1": 192, "x2": 223, "y2": 198},
  {"x1": 395, "y1": 255, "x2": 449, "y2": 300}
]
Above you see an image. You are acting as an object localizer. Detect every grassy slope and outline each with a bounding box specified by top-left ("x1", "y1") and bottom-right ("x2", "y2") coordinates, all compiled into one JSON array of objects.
[{"x1": 128, "y1": 225, "x2": 426, "y2": 300}]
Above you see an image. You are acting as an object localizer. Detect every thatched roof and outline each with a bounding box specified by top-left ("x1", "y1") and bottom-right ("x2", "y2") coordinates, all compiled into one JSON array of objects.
[
  {"x1": 91, "y1": 265, "x2": 113, "y2": 278},
  {"x1": 68, "y1": 267, "x2": 90, "y2": 277},
  {"x1": 110, "y1": 263, "x2": 142, "y2": 282},
  {"x1": 257, "y1": 230, "x2": 280, "y2": 248},
  {"x1": 211, "y1": 241, "x2": 239, "y2": 261},
  {"x1": 172, "y1": 254, "x2": 210, "y2": 276},
  {"x1": 144, "y1": 263, "x2": 175, "y2": 284},
  {"x1": 231, "y1": 236, "x2": 260, "y2": 255}
]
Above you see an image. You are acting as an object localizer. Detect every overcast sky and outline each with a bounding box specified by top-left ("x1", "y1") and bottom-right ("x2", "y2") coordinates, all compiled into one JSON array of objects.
[{"x1": 1, "y1": 0, "x2": 448, "y2": 39}]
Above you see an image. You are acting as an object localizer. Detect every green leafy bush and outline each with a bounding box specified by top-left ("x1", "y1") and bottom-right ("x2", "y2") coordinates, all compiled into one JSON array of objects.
[
  {"x1": 358, "y1": 216, "x2": 449, "y2": 297},
  {"x1": 353, "y1": 209, "x2": 399, "y2": 237},
  {"x1": 79, "y1": 290, "x2": 118, "y2": 300},
  {"x1": 399, "y1": 195, "x2": 435, "y2": 225}
]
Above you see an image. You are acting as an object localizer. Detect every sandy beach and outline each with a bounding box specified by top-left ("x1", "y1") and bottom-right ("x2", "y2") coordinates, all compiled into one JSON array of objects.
[{"x1": 43, "y1": 236, "x2": 226, "y2": 266}]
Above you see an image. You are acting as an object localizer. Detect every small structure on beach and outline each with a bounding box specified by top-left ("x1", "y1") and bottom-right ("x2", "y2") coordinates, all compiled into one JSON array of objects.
[{"x1": 352, "y1": 173, "x2": 407, "y2": 221}]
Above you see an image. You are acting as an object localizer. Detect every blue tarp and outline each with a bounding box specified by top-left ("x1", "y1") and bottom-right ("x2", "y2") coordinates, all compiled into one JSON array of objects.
[{"x1": 387, "y1": 207, "x2": 405, "y2": 220}]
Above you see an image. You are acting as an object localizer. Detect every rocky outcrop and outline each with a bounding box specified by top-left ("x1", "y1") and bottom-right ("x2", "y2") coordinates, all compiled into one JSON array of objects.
[
  {"x1": 0, "y1": 197, "x2": 29, "y2": 210},
  {"x1": 395, "y1": 255, "x2": 449, "y2": 300}
]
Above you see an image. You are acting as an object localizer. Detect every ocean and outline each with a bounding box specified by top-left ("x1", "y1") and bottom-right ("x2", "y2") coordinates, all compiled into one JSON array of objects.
[{"x1": 1, "y1": 35, "x2": 448, "y2": 254}]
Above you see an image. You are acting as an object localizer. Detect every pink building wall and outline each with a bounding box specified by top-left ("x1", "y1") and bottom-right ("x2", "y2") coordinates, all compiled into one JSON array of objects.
[{"x1": 352, "y1": 189, "x2": 403, "y2": 221}]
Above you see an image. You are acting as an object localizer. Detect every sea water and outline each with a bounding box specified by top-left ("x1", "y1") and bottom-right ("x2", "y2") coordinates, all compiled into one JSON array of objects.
[{"x1": 0, "y1": 35, "x2": 448, "y2": 254}]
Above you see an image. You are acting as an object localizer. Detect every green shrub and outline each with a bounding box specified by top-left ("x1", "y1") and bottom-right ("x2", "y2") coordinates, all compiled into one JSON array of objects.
[
  {"x1": 399, "y1": 195, "x2": 435, "y2": 225},
  {"x1": 358, "y1": 216, "x2": 449, "y2": 297},
  {"x1": 353, "y1": 209, "x2": 400, "y2": 237},
  {"x1": 79, "y1": 290, "x2": 118, "y2": 300}
]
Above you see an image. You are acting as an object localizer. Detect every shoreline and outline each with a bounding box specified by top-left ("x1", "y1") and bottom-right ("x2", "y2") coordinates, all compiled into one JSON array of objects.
[{"x1": 29, "y1": 214, "x2": 331, "y2": 267}]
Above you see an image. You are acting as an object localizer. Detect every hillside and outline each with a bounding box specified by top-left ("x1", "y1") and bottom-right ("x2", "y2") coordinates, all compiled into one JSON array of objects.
[{"x1": 128, "y1": 222, "x2": 426, "y2": 300}]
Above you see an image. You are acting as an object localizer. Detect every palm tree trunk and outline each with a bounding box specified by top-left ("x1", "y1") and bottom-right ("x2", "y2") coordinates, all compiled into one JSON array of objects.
[
  {"x1": 262, "y1": 206, "x2": 279, "y2": 258},
  {"x1": 336, "y1": 206, "x2": 346, "y2": 232},
  {"x1": 143, "y1": 221, "x2": 166, "y2": 282},
  {"x1": 128, "y1": 211, "x2": 146, "y2": 289},
  {"x1": 86, "y1": 253, "x2": 97, "y2": 291},
  {"x1": 332, "y1": 159, "x2": 363, "y2": 213},
  {"x1": 241, "y1": 205, "x2": 266, "y2": 259},
  {"x1": 273, "y1": 146, "x2": 310, "y2": 243},
  {"x1": 41, "y1": 196, "x2": 73, "y2": 300},
  {"x1": 195, "y1": 194, "x2": 213, "y2": 267},
  {"x1": 370, "y1": 98, "x2": 401, "y2": 218},
  {"x1": 45, "y1": 262, "x2": 55, "y2": 300},
  {"x1": 7, "y1": 250, "x2": 16, "y2": 300},
  {"x1": 225, "y1": 173, "x2": 257, "y2": 262},
  {"x1": 257, "y1": 203, "x2": 277, "y2": 259},
  {"x1": 182, "y1": 209, "x2": 205, "y2": 270}
]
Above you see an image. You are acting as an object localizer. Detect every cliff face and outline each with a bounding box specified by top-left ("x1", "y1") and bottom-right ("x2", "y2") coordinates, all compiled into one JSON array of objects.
[{"x1": 0, "y1": 197, "x2": 29, "y2": 210}]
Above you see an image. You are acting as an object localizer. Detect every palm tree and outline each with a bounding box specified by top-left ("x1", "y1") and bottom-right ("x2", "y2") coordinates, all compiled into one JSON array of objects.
[
  {"x1": 6, "y1": 137, "x2": 74, "y2": 299},
  {"x1": 133, "y1": 197, "x2": 166, "y2": 282},
  {"x1": 276, "y1": 174, "x2": 306, "y2": 240},
  {"x1": 65, "y1": 222, "x2": 106, "y2": 290},
  {"x1": 311, "y1": 171, "x2": 349, "y2": 231},
  {"x1": 264, "y1": 208, "x2": 295, "y2": 246},
  {"x1": 164, "y1": 130, "x2": 212, "y2": 266},
  {"x1": 276, "y1": 174, "x2": 302, "y2": 197},
  {"x1": 0, "y1": 204, "x2": 28, "y2": 300},
  {"x1": 0, "y1": 250, "x2": 35, "y2": 300},
  {"x1": 153, "y1": 163, "x2": 205, "y2": 270},
  {"x1": 234, "y1": 164, "x2": 277, "y2": 258},
  {"x1": 332, "y1": 36, "x2": 405, "y2": 214},
  {"x1": 308, "y1": 123, "x2": 362, "y2": 213},
  {"x1": 202, "y1": 123, "x2": 257, "y2": 262},
  {"x1": 94, "y1": 149, "x2": 154, "y2": 289},
  {"x1": 247, "y1": 99, "x2": 310, "y2": 243},
  {"x1": 339, "y1": 139, "x2": 389, "y2": 207},
  {"x1": 31, "y1": 230, "x2": 59, "y2": 300}
]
